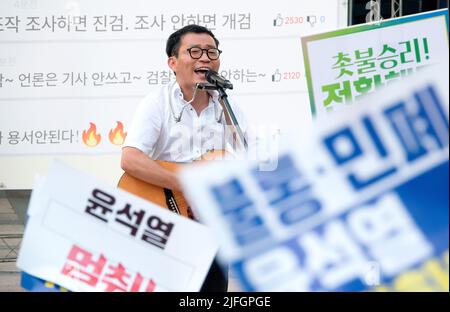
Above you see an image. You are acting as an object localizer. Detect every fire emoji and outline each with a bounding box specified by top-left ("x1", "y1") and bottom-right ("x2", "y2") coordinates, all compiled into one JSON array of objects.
[
  {"x1": 109, "y1": 121, "x2": 127, "y2": 145},
  {"x1": 82, "y1": 123, "x2": 101, "y2": 147}
]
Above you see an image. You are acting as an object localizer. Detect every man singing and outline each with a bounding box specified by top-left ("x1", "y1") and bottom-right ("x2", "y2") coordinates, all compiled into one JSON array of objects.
[{"x1": 121, "y1": 24, "x2": 250, "y2": 292}]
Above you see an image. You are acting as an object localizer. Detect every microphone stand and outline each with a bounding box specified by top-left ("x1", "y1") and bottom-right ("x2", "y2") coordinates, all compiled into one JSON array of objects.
[{"x1": 216, "y1": 86, "x2": 248, "y2": 151}]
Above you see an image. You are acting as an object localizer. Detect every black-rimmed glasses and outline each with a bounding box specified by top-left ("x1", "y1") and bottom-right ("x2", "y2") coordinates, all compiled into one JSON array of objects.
[{"x1": 187, "y1": 47, "x2": 222, "y2": 60}]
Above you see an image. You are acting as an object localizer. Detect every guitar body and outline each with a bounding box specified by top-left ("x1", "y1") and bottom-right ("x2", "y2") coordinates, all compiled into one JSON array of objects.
[{"x1": 117, "y1": 150, "x2": 226, "y2": 220}]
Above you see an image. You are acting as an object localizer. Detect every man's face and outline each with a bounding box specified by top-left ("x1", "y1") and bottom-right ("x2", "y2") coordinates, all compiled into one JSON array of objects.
[{"x1": 168, "y1": 32, "x2": 220, "y2": 93}]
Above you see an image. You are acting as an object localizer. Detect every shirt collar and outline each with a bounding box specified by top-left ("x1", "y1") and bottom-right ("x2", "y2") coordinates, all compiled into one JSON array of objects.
[{"x1": 171, "y1": 81, "x2": 220, "y2": 108}]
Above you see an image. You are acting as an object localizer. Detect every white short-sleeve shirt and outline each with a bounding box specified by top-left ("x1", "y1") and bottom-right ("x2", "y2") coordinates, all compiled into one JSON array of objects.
[{"x1": 124, "y1": 81, "x2": 249, "y2": 162}]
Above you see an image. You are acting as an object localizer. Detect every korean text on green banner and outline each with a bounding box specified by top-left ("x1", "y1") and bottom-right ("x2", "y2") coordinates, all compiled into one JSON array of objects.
[{"x1": 302, "y1": 9, "x2": 449, "y2": 118}]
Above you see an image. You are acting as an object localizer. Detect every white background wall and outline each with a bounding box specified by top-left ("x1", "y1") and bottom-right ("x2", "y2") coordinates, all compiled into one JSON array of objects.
[{"x1": 0, "y1": 0, "x2": 348, "y2": 189}]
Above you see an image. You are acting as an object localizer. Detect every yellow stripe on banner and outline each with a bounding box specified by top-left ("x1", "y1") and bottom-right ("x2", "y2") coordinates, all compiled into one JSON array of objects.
[
  {"x1": 424, "y1": 260, "x2": 449, "y2": 291},
  {"x1": 373, "y1": 250, "x2": 450, "y2": 292},
  {"x1": 394, "y1": 271, "x2": 434, "y2": 291}
]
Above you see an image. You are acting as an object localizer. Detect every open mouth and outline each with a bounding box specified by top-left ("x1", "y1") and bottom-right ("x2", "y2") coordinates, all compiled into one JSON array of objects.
[{"x1": 194, "y1": 67, "x2": 210, "y2": 78}]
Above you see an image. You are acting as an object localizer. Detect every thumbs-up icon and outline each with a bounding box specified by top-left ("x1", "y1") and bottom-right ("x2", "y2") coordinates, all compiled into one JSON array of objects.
[
  {"x1": 273, "y1": 14, "x2": 283, "y2": 27},
  {"x1": 272, "y1": 69, "x2": 282, "y2": 82}
]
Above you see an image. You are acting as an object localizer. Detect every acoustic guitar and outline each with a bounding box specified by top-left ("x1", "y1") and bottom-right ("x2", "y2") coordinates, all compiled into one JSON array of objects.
[{"x1": 117, "y1": 150, "x2": 226, "y2": 220}]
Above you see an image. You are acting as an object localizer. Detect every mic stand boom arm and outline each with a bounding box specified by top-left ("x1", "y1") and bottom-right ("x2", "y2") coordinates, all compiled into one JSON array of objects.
[{"x1": 217, "y1": 86, "x2": 248, "y2": 151}]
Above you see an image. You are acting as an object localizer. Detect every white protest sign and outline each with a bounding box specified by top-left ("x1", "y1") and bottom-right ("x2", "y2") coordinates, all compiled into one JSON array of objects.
[
  {"x1": 17, "y1": 160, "x2": 219, "y2": 292},
  {"x1": 179, "y1": 64, "x2": 449, "y2": 291}
]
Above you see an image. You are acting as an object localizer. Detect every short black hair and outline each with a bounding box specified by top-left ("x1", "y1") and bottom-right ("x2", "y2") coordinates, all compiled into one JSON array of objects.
[{"x1": 166, "y1": 24, "x2": 219, "y2": 57}]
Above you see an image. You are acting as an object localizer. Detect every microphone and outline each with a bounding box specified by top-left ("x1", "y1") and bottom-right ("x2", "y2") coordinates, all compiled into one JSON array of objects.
[{"x1": 205, "y1": 69, "x2": 233, "y2": 90}]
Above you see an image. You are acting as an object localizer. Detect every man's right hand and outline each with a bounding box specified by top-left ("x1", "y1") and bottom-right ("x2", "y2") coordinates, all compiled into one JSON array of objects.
[{"x1": 121, "y1": 146, "x2": 182, "y2": 192}]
